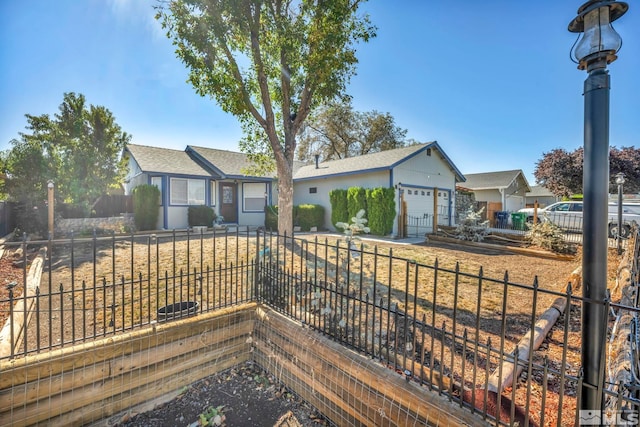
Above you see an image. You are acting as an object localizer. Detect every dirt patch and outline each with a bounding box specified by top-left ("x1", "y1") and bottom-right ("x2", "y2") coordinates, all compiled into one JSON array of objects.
[
  {"x1": 0, "y1": 246, "x2": 38, "y2": 327},
  {"x1": 114, "y1": 361, "x2": 330, "y2": 427}
]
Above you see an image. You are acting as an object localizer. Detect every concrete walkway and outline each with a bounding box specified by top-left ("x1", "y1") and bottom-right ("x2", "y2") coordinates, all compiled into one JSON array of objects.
[{"x1": 294, "y1": 231, "x2": 426, "y2": 246}]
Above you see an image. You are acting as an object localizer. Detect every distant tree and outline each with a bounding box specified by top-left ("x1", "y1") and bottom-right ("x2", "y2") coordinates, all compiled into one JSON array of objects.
[
  {"x1": 156, "y1": 0, "x2": 376, "y2": 234},
  {"x1": 609, "y1": 147, "x2": 640, "y2": 193},
  {"x1": 1, "y1": 93, "x2": 130, "y2": 219},
  {"x1": 534, "y1": 146, "x2": 640, "y2": 197},
  {"x1": 296, "y1": 101, "x2": 407, "y2": 162}
]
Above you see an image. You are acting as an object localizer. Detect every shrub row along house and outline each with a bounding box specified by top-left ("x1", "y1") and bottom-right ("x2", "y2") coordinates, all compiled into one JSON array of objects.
[{"x1": 123, "y1": 142, "x2": 465, "y2": 235}]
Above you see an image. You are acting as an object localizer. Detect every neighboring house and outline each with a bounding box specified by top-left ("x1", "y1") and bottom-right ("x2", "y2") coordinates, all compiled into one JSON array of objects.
[
  {"x1": 293, "y1": 142, "x2": 465, "y2": 235},
  {"x1": 461, "y1": 170, "x2": 531, "y2": 213},
  {"x1": 124, "y1": 142, "x2": 465, "y2": 235},
  {"x1": 123, "y1": 144, "x2": 275, "y2": 230},
  {"x1": 525, "y1": 185, "x2": 560, "y2": 208}
]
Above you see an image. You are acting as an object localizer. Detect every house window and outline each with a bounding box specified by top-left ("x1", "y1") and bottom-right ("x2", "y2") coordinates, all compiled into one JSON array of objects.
[
  {"x1": 170, "y1": 178, "x2": 205, "y2": 205},
  {"x1": 210, "y1": 181, "x2": 216, "y2": 206},
  {"x1": 444, "y1": 192, "x2": 448, "y2": 199},
  {"x1": 151, "y1": 176, "x2": 163, "y2": 205},
  {"x1": 309, "y1": 187, "x2": 317, "y2": 194},
  {"x1": 408, "y1": 190, "x2": 412, "y2": 195},
  {"x1": 421, "y1": 191, "x2": 425, "y2": 196},
  {"x1": 427, "y1": 191, "x2": 431, "y2": 196},
  {"x1": 243, "y1": 182, "x2": 267, "y2": 212},
  {"x1": 426, "y1": 148, "x2": 432, "y2": 156}
]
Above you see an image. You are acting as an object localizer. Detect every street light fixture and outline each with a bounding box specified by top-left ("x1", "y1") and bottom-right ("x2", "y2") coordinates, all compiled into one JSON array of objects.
[
  {"x1": 616, "y1": 172, "x2": 625, "y2": 254},
  {"x1": 568, "y1": 0, "x2": 628, "y2": 415}
]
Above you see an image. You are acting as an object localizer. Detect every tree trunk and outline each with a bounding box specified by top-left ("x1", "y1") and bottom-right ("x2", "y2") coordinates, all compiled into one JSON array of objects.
[{"x1": 277, "y1": 162, "x2": 294, "y2": 235}]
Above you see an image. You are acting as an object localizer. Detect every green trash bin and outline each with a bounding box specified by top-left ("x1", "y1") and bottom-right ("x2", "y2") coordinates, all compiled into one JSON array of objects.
[{"x1": 511, "y1": 212, "x2": 527, "y2": 231}]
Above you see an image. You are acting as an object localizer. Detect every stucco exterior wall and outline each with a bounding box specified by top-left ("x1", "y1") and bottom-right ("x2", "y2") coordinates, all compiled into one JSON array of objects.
[
  {"x1": 393, "y1": 149, "x2": 457, "y2": 231},
  {"x1": 474, "y1": 189, "x2": 502, "y2": 204},
  {"x1": 294, "y1": 170, "x2": 389, "y2": 231},
  {"x1": 505, "y1": 195, "x2": 525, "y2": 212},
  {"x1": 393, "y1": 149, "x2": 454, "y2": 190}
]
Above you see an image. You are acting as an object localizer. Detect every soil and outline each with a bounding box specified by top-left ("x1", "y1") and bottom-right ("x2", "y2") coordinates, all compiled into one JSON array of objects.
[
  {"x1": 113, "y1": 361, "x2": 330, "y2": 427},
  {"x1": 0, "y1": 246, "x2": 38, "y2": 327}
]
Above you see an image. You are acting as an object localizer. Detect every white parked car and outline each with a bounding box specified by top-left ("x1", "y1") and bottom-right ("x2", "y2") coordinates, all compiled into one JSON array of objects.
[{"x1": 518, "y1": 200, "x2": 640, "y2": 238}]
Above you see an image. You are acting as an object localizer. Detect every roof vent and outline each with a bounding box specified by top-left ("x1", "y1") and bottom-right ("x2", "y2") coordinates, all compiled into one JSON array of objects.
[{"x1": 315, "y1": 154, "x2": 320, "y2": 169}]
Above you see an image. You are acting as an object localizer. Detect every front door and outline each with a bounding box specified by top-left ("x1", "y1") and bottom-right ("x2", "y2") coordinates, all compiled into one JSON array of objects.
[{"x1": 219, "y1": 182, "x2": 238, "y2": 223}]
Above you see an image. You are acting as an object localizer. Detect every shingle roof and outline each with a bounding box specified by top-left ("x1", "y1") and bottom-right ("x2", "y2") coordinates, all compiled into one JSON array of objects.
[
  {"x1": 186, "y1": 145, "x2": 272, "y2": 178},
  {"x1": 462, "y1": 170, "x2": 526, "y2": 190},
  {"x1": 293, "y1": 142, "x2": 465, "y2": 182},
  {"x1": 125, "y1": 144, "x2": 211, "y2": 176},
  {"x1": 527, "y1": 185, "x2": 555, "y2": 197},
  {"x1": 126, "y1": 142, "x2": 465, "y2": 183}
]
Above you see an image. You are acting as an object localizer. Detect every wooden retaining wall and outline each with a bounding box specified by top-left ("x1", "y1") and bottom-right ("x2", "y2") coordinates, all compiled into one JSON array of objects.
[
  {"x1": 1, "y1": 302, "x2": 484, "y2": 426},
  {"x1": 253, "y1": 307, "x2": 484, "y2": 427},
  {"x1": 0, "y1": 303, "x2": 256, "y2": 427}
]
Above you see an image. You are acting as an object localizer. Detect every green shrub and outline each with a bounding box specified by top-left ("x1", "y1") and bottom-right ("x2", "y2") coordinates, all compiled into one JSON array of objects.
[
  {"x1": 366, "y1": 187, "x2": 396, "y2": 235},
  {"x1": 329, "y1": 189, "x2": 348, "y2": 228},
  {"x1": 132, "y1": 184, "x2": 160, "y2": 231},
  {"x1": 347, "y1": 187, "x2": 367, "y2": 222},
  {"x1": 188, "y1": 205, "x2": 215, "y2": 227},
  {"x1": 296, "y1": 204, "x2": 324, "y2": 231}
]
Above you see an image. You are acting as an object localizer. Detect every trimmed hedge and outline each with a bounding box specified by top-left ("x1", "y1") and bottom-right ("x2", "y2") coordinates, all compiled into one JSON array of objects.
[
  {"x1": 347, "y1": 187, "x2": 367, "y2": 222},
  {"x1": 264, "y1": 204, "x2": 324, "y2": 232},
  {"x1": 188, "y1": 205, "x2": 215, "y2": 227},
  {"x1": 133, "y1": 184, "x2": 160, "y2": 231},
  {"x1": 329, "y1": 189, "x2": 348, "y2": 228},
  {"x1": 329, "y1": 186, "x2": 397, "y2": 235},
  {"x1": 296, "y1": 204, "x2": 324, "y2": 231},
  {"x1": 366, "y1": 187, "x2": 396, "y2": 235}
]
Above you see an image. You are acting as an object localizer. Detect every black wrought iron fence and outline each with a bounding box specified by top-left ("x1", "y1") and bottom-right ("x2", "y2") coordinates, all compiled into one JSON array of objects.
[
  {"x1": 405, "y1": 205, "x2": 450, "y2": 237},
  {"x1": 0, "y1": 228, "x2": 257, "y2": 359},
  {"x1": 253, "y1": 232, "x2": 640, "y2": 426},
  {"x1": 3, "y1": 229, "x2": 640, "y2": 425}
]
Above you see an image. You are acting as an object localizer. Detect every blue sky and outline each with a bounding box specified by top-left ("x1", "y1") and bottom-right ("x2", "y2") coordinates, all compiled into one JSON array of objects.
[{"x1": 1, "y1": 1, "x2": 638, "y2": 185}]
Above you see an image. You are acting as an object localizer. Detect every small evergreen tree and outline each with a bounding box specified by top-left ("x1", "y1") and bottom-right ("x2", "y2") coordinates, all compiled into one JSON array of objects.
[
  {"x1": 133, "y1": 185, "x2": 160, "y2": 231},
  {"x1": 454, "y1": 206, "x2": 489, "y2": 242},
  {"x1": 347, "y1": 187, "x2": 367, "y2": 221},
  {"x1": 329, "y1": 189, "x2": 348, "y2": 228},
  {"x1": 366, "y1": 187, "x2": 395, "y2": 235}
]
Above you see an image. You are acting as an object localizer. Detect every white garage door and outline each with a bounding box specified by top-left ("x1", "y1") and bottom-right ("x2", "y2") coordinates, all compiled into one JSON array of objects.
[{"x1": 404, "y1": 187, "x2": 434, "y2": 235}]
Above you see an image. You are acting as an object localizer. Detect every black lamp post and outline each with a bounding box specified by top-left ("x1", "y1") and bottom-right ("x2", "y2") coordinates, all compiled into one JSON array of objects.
[
  {"x1": 616, "y1": 172, "x2": 625, "y2": 254},
  {"x1": 568, "y1": 0, "x2": 628, "y2": 414}
]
